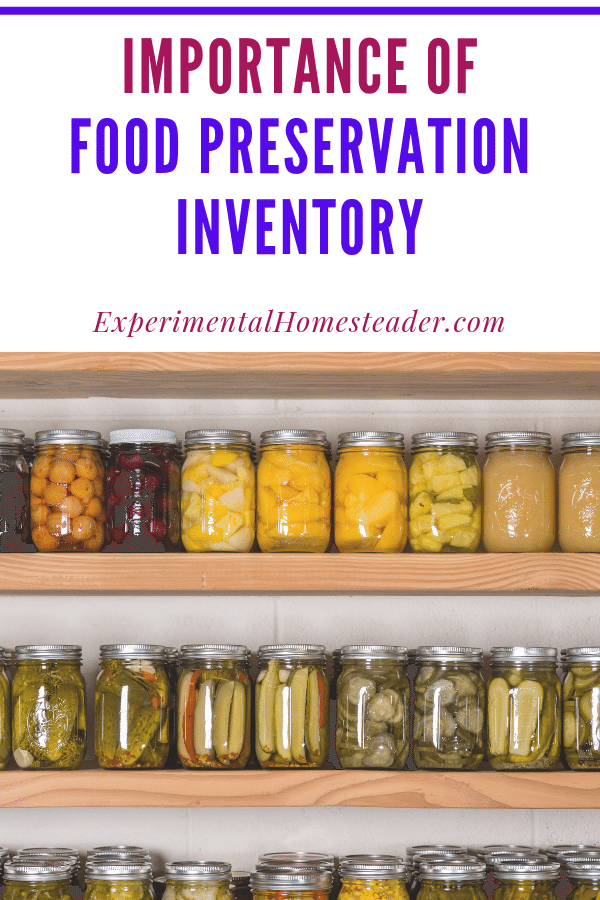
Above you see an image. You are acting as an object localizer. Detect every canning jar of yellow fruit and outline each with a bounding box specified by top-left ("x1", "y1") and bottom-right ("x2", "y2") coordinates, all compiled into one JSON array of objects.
[
  {"x1": 257, "y1": 430, "x2": 331, "y2": 552},
  {"x1": 408, "y1": 433, "x2": 481, "y2": 553},
  {"x1": 334, "y1": 432, "x2": 407, "y2": 553},
  {"x1": 339, "y1": 856, "x2": 409, "y2": 900},
  {"x1": 181, "y1": 430, "x2": 255, "y2": 552}
]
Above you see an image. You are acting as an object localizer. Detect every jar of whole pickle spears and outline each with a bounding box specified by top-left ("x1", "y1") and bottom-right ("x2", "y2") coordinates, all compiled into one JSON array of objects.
[
  {"x1": 413, "y1": 647, "x2": 485, "y2": 770},
  {"x1": 334, "y1": 432, "x2": 407, "y2": 553},
  {"x1": 409, "y1": 433, "x2": 481, "y2": 553},
  {"x1": 181, "y1": 430, "x2": 255, "y2": 553},
  {"x1": 95, "y1": 645, "x2": 169, "y2": 769},
  {"x1": 0, "y1": 648, "x2": 10, "y2": 770},
  {"x1": 417, "y1": 862, "x2": 486, "y2": 900},
  {"x1": 3, "y1": 862, "x2": 72, "y2": 900},
  {"x1": 256, "y1": 645, "x2": 329, "y2": 768},
  {"x1": 336, "y1": 646, "x2": 409, "y2": 769},
  {"x1": 257, "y1": 431, "x2": 332, "y2": 553},
  {"x1": 492, "y1": 863, "x2": 559, "y2": 900},
  {"x1": 558, "y1": 434, "x2": 600, "y2": 552},
  {"x1": 251, "y1": 871, "x2": 332, "y2": 900},
  {"x1": 162, "y1": 863, "x2": 233, "y2": 900},
  {"x1": 562, "y1": 647, "x2": 600, "y2": 769},
  {"x1": 483, "y1": 433, "x2": 555, "y2": 553},
  {"x1": 177, "y1": 645, "x2": 251, "y2": 769},
  {"x1": 31, "y1": 429, "x2": 106, "y2": 552},
  {"x1": 84, "y1": 862, "x2": 155, "y2": 900},
  {"x1": 339, "y1": 857, "x2": 409, "y2": 900},
  {"x1": 0, "y1": 429, "x2": 31, "y2": 551},
  {"x1": 12, "y1": 645, "x2": 86, "y2": 770},
  {"x1": 487, "y1": 647, "x2": 561, "y2": 770}
]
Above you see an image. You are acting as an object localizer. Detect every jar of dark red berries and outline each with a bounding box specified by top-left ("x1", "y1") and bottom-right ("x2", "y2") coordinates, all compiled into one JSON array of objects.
[
  {"x1": 106, "y1": 429, "x2": 181, "y2": 552},
  {"x1": 0, "y1": 429, "x2": 31, "y2": 551}
]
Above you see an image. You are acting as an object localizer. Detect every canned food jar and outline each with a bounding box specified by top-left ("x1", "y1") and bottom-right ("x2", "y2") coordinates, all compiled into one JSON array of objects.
[
  {"x1": 483, "y1": 433, "x2": 555, "y2": 553},
  {"x1": 417, "y1": 862, "x2": 486, "y2": 900},
  {"x1": 408, "y1": 433, "x2": 481, "y2": 553},
  {"x1": 14, "y1": 851, "x2": 80, "y2": 890},
  {"x1": 181, "y1": 430, "x2": 255, "y2": 553},
  {"x1": 407, "y1": 854, "x2": 469, "y2": 900},
  {"x1": 31, "y1": 429, "x2": 106, "y2": 552},
  {"x1": 558, "y1": 434, "x2": 600, "y2": 552},
  {"x1": 251, "y1": 871, "x2": 332, "y2": 900},
  {"x1": 492, "y1": 863, "x2": 559, "y2": 900},
  {"x1": 84, "y1": 862, "x2": 155, "y2": 900},
  {"x1": 95, "y1": 645, "x2": 169, "y2": 769},
  {"x1": 232, "y1": 874, "x2": 252, "y2": 900},
  {"x1": 0, "y1": 648, "x2": 10, "y2": 770},
  {"x1": 165, "y1": 647, "x2": 180, "y2": 768},
  {"x1": 413, "y1": 647, "x2": 485, "y2": 770},
  {"x1": 562, "y1": 647, "x2": 600, "y2": 769},
  {"x1": 566, "y1": 865, "x2": 600, "y2": 900},
  {"x1": 12, "y1": 645, "x2": 86, "y2": 769},
  {"x1": 106, "y1": 429, "x2": 181, "y2": 552},
  {"x1": 336, "y1": 646, "x2": 409, "y2": 769},
  {"x1": 487, "y1": 647, "x2": 561, "y2": 770},
  {"x1": 256, "y1": 645, "x2": 329, "y2": 768},
  {"x1": 163, "y1": 863, "x2": 233, "y2": 900},
  {"x1": 177, "y1": 645, "x2": 251, "y2": 769},
  {"x1": 257, "y1": 855, "x2": 334, "y2": 875},
  {"x1": 334, "y1": 432, "x2": 407, "y2": 553},
  {"x1": 4, "y1": 863, "x2": 72, "y2": 900},
  {"x1": 0, "y1": 429, "x2": 31, "y2": 551},
  {"x1": 257, "y1": 431, "x2": 332, "y2": 553},
  {"x1": 339, "y1": 857, "x2": 408, "y2": 900}
]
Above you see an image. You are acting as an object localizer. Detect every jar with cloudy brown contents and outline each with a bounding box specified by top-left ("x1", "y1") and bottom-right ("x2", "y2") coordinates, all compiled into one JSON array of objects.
[
  {"x1": 558, "y1": 434, "x2": 600, "y2": 552},
  {"x1": 30, "y1": 430, "x2": 106, "y2": 552},
  {"x1": 562, "y1": 648, "x2": 600, "y2": 769},
  {"x1": 483, "y1": 433, "x2": 555, "y2": 553}
]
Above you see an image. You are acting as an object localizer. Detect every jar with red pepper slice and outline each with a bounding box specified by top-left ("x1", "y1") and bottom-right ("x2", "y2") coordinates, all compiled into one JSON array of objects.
[{"x1": 106, "y1": 430, "x2": 181, "y2": 552}]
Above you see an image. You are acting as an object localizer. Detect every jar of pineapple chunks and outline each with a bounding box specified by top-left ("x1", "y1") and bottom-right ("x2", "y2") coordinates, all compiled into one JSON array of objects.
[
  {"x1": 163, "y1": 862, "x2": 233, "y2": 900},
  {"x1": 408, "y1": 433, "x2": 480, "y2": 553}
]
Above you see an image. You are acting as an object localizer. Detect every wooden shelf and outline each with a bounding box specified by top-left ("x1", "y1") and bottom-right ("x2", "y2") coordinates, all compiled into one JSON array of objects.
[
  {"x1": 1, "y1": 552, "x2": 599, "y2": 594},
  {"x1": 1, "y1": 768, "x2": 600, "y2": 809},
  {"x1": 1, "y1": 352, "x2": 600, "y2": 398}
]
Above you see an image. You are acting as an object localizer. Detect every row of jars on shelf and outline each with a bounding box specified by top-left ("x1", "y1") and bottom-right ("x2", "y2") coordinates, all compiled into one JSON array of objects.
[
  {"x1": 1, "y1": 643, "x2": 599, "y2": 772},
  {"x1": 2, "y1": 427, "x2": 600, "y2": 554}
]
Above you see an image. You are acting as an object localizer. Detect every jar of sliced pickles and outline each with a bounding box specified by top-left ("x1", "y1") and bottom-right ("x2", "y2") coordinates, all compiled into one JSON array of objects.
[
  {"x1": 256, "y1": 645, "x2": 329, "y2": 768},
  {"x1": 0, "y1": 429, "x2": 31, "y2": 551},
  {"x1": 408, "y1": 852, "x2": 468, "y2": 900},
  {"x1": 336, "y1": 645, "x2": 409, "y2": 769},
  {"x1": 12, "y1": 645, "x2": 86, "y2": 770},
  {"x1": 181, "y1": 430, "x2": 255, "y2": 553},
  {"x1": 483, "y1": 433, "x2": 555, "y2": 553},
  {"x1": 417, "y1": 862, "x2": 486, "y2": 900},
  {"x1": 84, "y1": 862, "x2": 155, "y2": 900},
  {"x1": 492, "y1": 863, "x2": 559, "y2": 900},
  {"x1": 334, "y1": 432, "x2": 407, "y2": 553},
  {"x1": 163, "y1": 863, "x2": 233, "y2": 900},
  {"x1": 339, "y1": 857, "x2": 408, "y2": 900},
  {"x1": 251, "y1": 871, "x2": 332, "y2": 900},
  {"x1": 487, "y1": 647, "x2": 561, "y2": 770},
  {"x1": 95, "y1": 645, "x2": 169, "y2": 769},
  {"x1": 558, "y1": 434, "x2": 600, "y2": 552},
  {"x1": 177, "y1": 645, "x2": 251, "y2": 769},
  {"x1": 413, "y1": 647, "x2": 485, "y2": 770},
  {"x1": 562, "y1": 647, "x2": 600, "y2": 769},
  {"x1": 408, "y1": 433, "x2": 481, "y2": 553},
  {"x1": 0, "y1": 648, "x2": 10, "y2": 771},
  {"x1": 13, "y1": 850, "x2": 80, "y2": 891},
  {"x1": 3, "y1": 862, "x2": 72, "y2": 900},
  {"x1": 257, "y1": 431, "x2": 331, "y2": 553}
]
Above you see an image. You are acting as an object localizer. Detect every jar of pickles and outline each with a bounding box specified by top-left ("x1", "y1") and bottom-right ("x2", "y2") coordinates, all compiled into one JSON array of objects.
[
  {"x1": 417, "y1": 862, "x2": 486, "y2": 900},
  {"x1": 12, "y1": 645, "x2": 86, "y2": 769},
  {"x1": 0, "y1": 429, "x2": 31, "y2": 551},
  {"x1": 31, "y1": 429, "x2": 106, "y2": 552},
  {"x1": 565, "y1": 865, "x2": 600, "y2": 900},
  {"x1": 408, "y1": 433, "x2": 481, "y2": 553},
  {"x1": 83, "y1": 862, "x2": 155, "y2": 900},
  {"x1": 3, "y1": 862, "x2": 72, "y2": 900},
  {"x1": 487, "y1": 647, "x2": 561, "y2": 770},
  {"x1": 0, "y1": 648, "x2": 10, "y2": 770},
  {"x1": 492, "y1": 863, "x2": 559, "y2": 900},
  {"x1": 413, "y1": 647, "x2": 485, "y2": 770},
  {"x1": 558, "y1": 434, "x2": 600, "y2": 552},
  {"x1": 257, "y1": 431, "x2": 331, "y2": 552},
  {"x1": 562, "y1": 647, "x2": 600, "y2": 769},
  {"x1": 334, "y1": 432, "x2": 407, "y2": 553},
  {"x1": 483, "y1": 433, "x2": 555, "y2": 553},
  {"x1": 256, "y1": 645, "x2": 329, "y2": 768},
  {"x1": 407, "y1": 852, "x2": 468, "y2": 900},
  {"x1": 336, "y1": 645, "x2": 409, "y2": 769},
  {"x1": 163, "y1": 863, "x2": 233, "y2": 900},
  {"x1": 177, "y1": 645, "x2": 251, "y2": 769},
  {"x1": 339, "y1": 857, "x2": 409, "y2": 900},
  {"x1": 251, "y1": 871, "x2": 332, "y2": 900},
  {"x1": 95, "y1": 645, "x2": 169, "y2": 769},
  {"x1": 181, "y1": 430, "x2": 255, "y2": 553},
  {"x1": 106, "y1": 429, "x2": 181, "y2": 552}
]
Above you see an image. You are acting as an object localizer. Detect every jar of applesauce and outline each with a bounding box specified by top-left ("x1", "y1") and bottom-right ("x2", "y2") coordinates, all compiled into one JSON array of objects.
[
  {"x1": 334, "y1": 432, "x2": 407, "y2": 553},
  {"x1": 181, "y1": 430, "x2": 255, "y2": 552},
  {"x1": 562, "y1": 647, "x2": 600, "y2": 769},
  {"x1": 339, "y1": 857, "x2": 408, "y2": 900},
  {"x1": 31, "y1": 430, "x2": 106, "y2": 552},
  {"x1": 251, "y1": 871, "x2": 332, "y2": 900},
  {"x1": 483, "y1": 432, "x2": 555, "y2": 552},
  {"x1": 492, "y1": 862, "x2": 559, "y2": 900},
  {"x1": 408, "y1": 433, "x2": 481, "y2": 553},
  {"x1": 558, "y1": 433, "x2": 600, "y2": 551},
  {"x1": 417, "y1": 862, "x2": 486, "y2": 900},
  {"x1": 257, "y1": 431, "x2": 331, "y2": 552}
]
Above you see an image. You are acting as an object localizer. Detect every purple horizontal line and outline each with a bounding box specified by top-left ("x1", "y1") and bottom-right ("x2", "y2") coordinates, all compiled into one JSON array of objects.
[{"x1": 1, "y1": 5, "x2": 599, "y2": 13}]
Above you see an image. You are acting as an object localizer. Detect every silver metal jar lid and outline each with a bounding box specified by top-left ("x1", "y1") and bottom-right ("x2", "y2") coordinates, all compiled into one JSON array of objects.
[
  {"x1": 566, "y1": 865, "x2": 600, "y2": 880},
  {"x1": 258, "y1": 853, "x2": 334, "y2": 870},
  {"x1": 15, "y1": 645, "x2": 82, "y2": 662},
  {"x1": 19, "y1": 848, "x2": 78, "y2": 856},
  {"x1": 412, "y1": 433, "x2": 478, "y2": 451},
  {"x1": 408, "y1": 847, "x2": 467, "y2": 859},
  {"x1": 556, "y1": 851, "x2": 600, "y2": 860},
  {"x1": 337, "y1": 432, "x2": 405, "y2": 450},
  {"x1": 87, "y1": 854, "x2": 150, "y2": 865},
  {"x1": 562, "y1": 648, "x2": 600, "y2": 664},
  {"x1": 251, "y1": 871, "x2": 332, "y2": 891},
  {"x1": 485, "y1": 432, "x2": 552, "y2": 451},
  {"x1": 91, "y1": 847, "x2": 148, "y2": 855},
  {"x1": 165, "y1": 862, "x2": 232, "y2": 882},
  {"x1": 85, "y1": 862, "x2": 153, "y2": 881},
  {"x1": 260, "y1": 430, "x2": 330, "y2": 450},
  {"x1": 490, "y1": 647, "x2": 558, "y2": 663},
  {"x1": 4, "y1": 863, "x2": 72, "y2": 882},
  {"x1": 420, "y1": 863, "x2": 485, "y2": 882},
  {"x1": 0, "y1": 428, "x2": 25, "y2": 447},
  {"x1": 483, "y1": 847, "x2": 536, "y2": 856},
  {"x1": 416, "y1": 647, "x2": 483, "y2": 664},
  {"x1": 165, "y1": 647, "x2": 179, "y2": 662},
  {"x1": 180, "y1": 645, "x2": 250, "y2": 663},
  {"x1": 562, "y1": 433, "x2": 600, "y2": 450},
  {"x1": 340, "y1": 645, "x2": 408, "y2": 662},
  {"x1": 232, "y1": 873, "x2": 251, "y2": 886},
  {"x1": 413, "y1": 855, "x2": 475, "y2": 872},
  {"x1": 100, "y1": 644, "x2": 166, "y2": 662},
  {"x1": 339, "y1": 855, "x2": 406, "y2": 879},
  {"x1": 494, "y1": 863, "x2": 560, "y2": 881},
  {"x1": 184, "y1": 430, "x2": 254, "y2": 450},
  {"x1": 485, "y1": 854, "x2": 547, "y2": 868},
  {"x1": 258, "y1": 645, "x2": 327, "y2": 664},
  {"x1": 545, "y1": 845, "x2": 600, "y2": 857},
  {"x1": 109, "y1": 429, "x2": 177, "y2": 445},
  {"x1": 35, "y1": 429, "x2": 102, "y2": 448}
]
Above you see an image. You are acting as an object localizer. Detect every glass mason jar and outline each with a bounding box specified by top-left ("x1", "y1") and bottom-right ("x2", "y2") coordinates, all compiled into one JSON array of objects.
[
  {"x1": 23, "y1": 437, "x2": 35, "y2": 469},
  {"x1": 0, "y1": 647, "x2": 10, "y2": 770},
  {"x1": 0, "y1": 429, "x2": 30, "y2": 551},
  {"x1": 408, "y1": 433, "x2": 481, "y2": 553},
  {"x1": 256, "y1": 645, "x2": 329, "y2": 768},
  {"x1": 232, "y1": 874, "x2": 252, "y2": 900},
  {"x1": 565, "y1": 865, "x2": 600, "y2": 900},
  {"x1": 13, "y1": 851, "x2": 80, "y2": 891},
  {"x1": 417, "y1": 863, "x2": 487, "y2": 900},
  {"x1": 95, "y1": 644, "x2": 169, "y2": 769},
  {"x1": 407, "y1": 852, "x2": 468, "y2": 900},
  {"x1": 257, "y1": 855, "x2": 335, "y2": 875},
  {"x1": 339, "y1": 857, "x2": 409, "y2": 900},
  {"x1": 487, "y1": 647, "x2": 561, "y2": 770},
  {"x1": 257, "y1": 430, "x2": 332, "y2": 553},
  {"x1": 106, "y1": 429, "x2": 181, "y2": 552},
  {"x1": 12, "y1": 645, "x2": 86, "y2": 769},
  {"x1": 163, "y1": 863, "x2": 233, "y2": 900},
  {"x1": 251, "y1": 871, "x2": 332, "y2": 900},
  {"x1": 562, "y1": 647, "x2": 600, "y2": 769},
  {"x1": 181, "y1": 430, "x2": 255, "y2": 553},
  {"x1": 336, "y1": 645, "x2": 409, "y2": 769},
  {"x1": 165, "y1": 647, "x2": 180, "y2": 768},
  {"x1": 334, "y1": 432, "x2": 407, "y2": 553},
  {"x1": 413, "y1": 647, "x2": 485, "y2": 770},
  {"x1": 3, "y1": 863, "x2": 72, "y2": 900},
  {"x1": 558, "y1": 433, "x2": 600, "y2": 551},
  {"x1": 177, "y1": 645, "x2": 251, "y2": 769},
  {"x1": 483, "y1": 432, "x2": 555, "y2": 553},
  {"x1": 492, "y1": 863, "x2": 559, "y2": 900},
  {"x1": 31, "y1": 429, "x2": 106, "y2": 552},
  {"x1": 84, "y1": 862, "x2": 155, "y2": 900}
]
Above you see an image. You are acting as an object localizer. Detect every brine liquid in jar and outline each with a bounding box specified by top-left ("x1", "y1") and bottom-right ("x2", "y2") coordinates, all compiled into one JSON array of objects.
[{"x1": 562, "y1": 647, "x2": 600, "y2": 770}]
